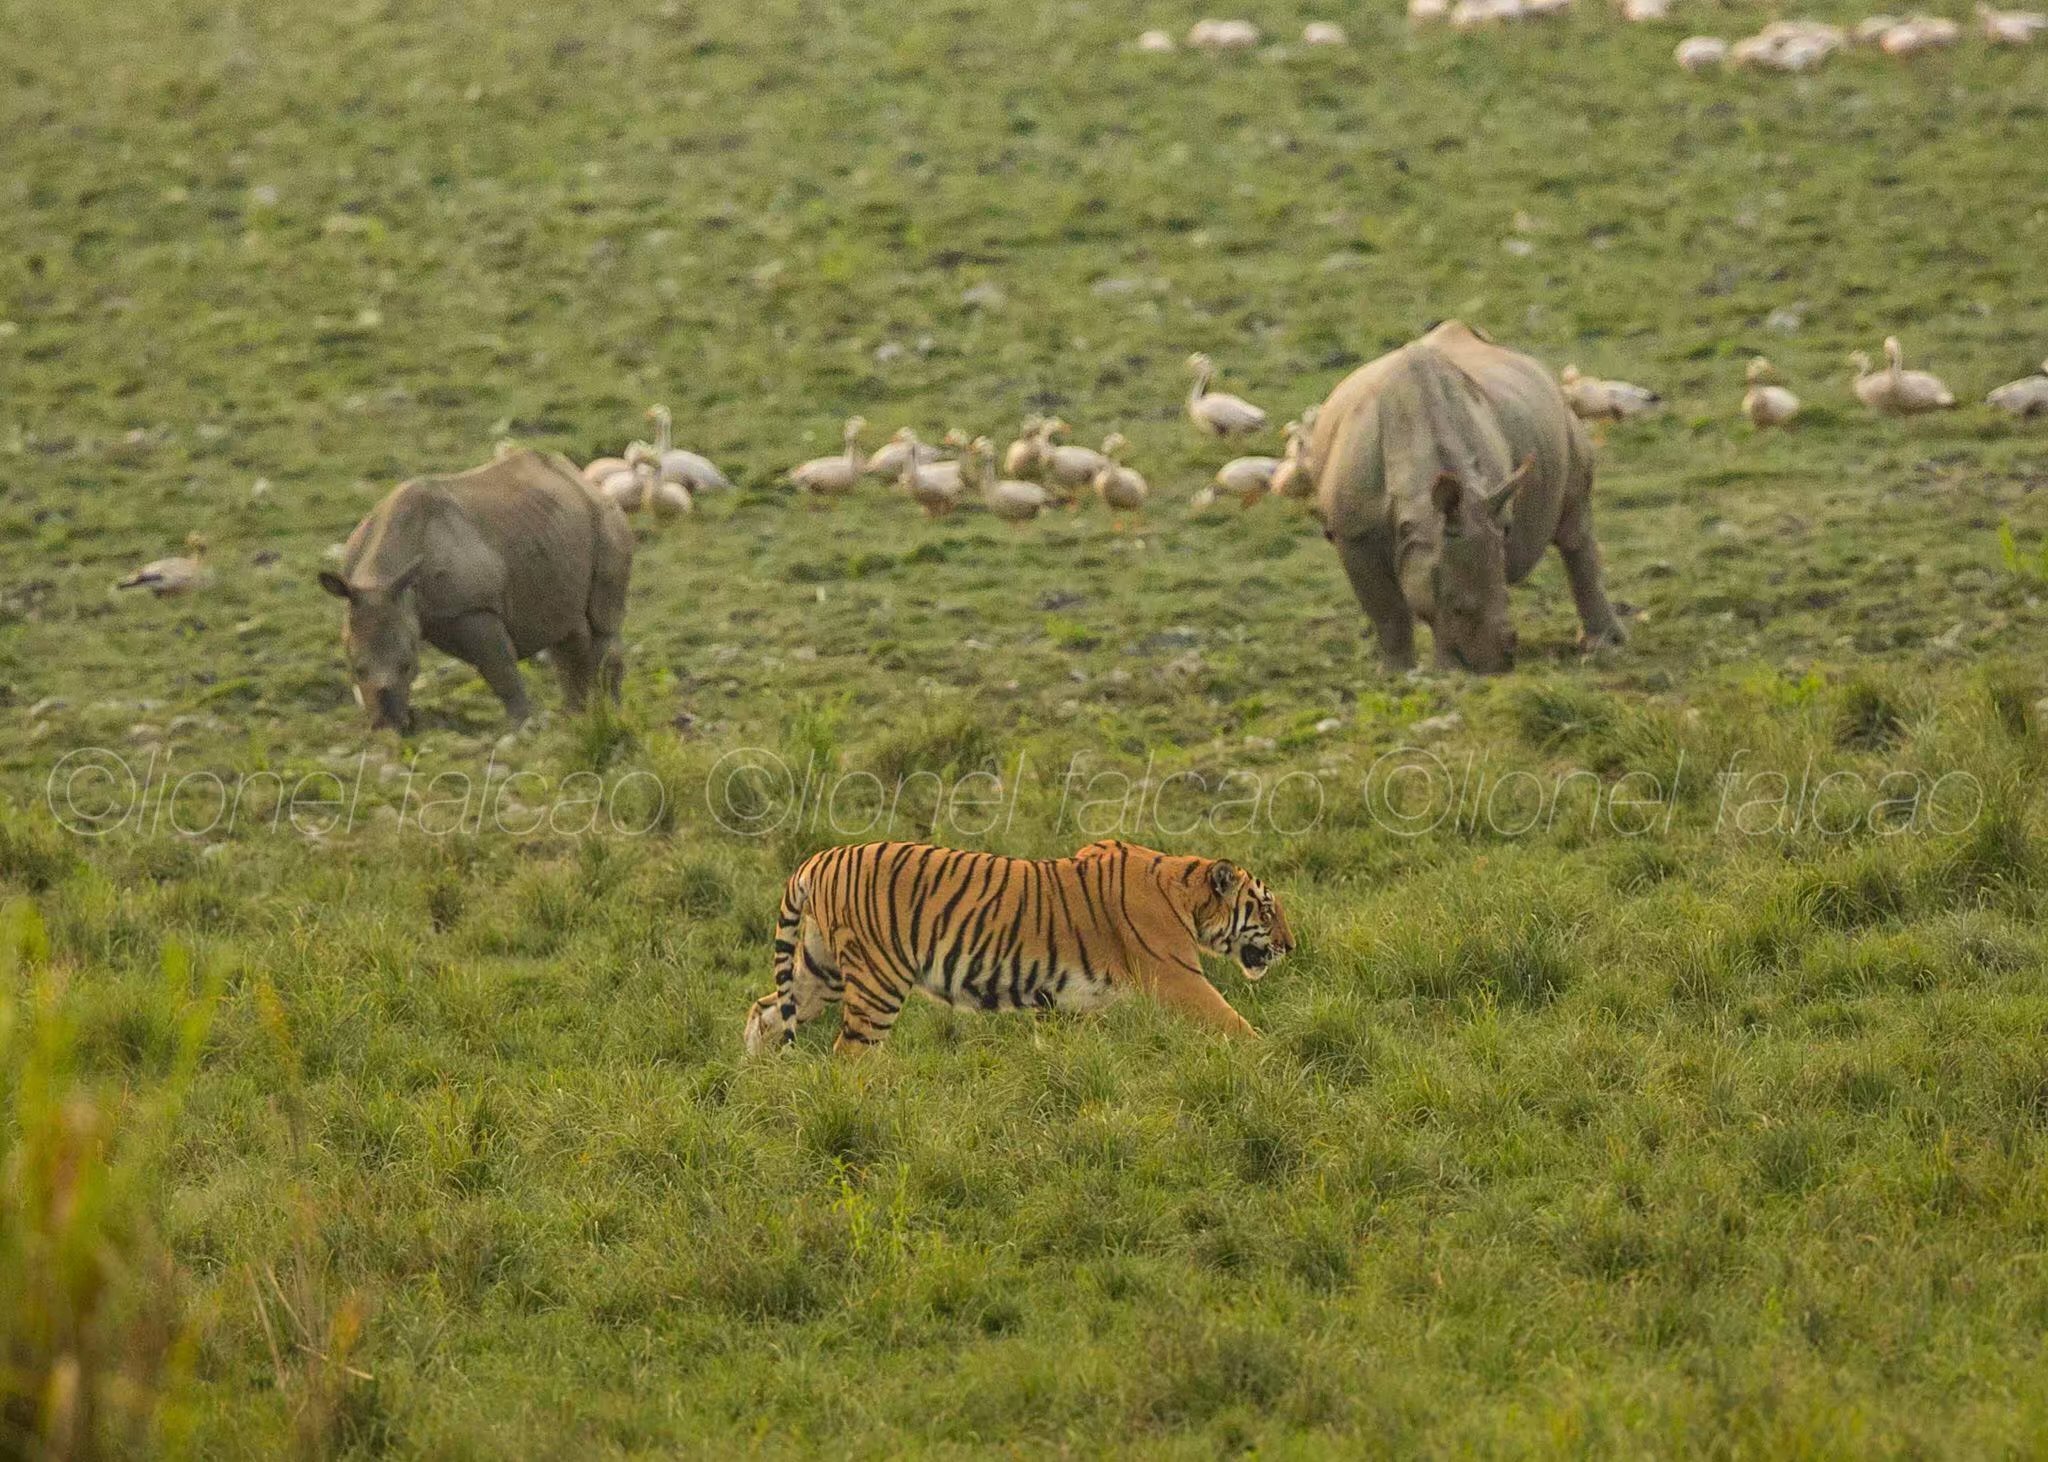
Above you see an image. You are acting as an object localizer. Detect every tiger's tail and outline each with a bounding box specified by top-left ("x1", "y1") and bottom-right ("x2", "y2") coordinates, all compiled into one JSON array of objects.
[
  {"x1": 745, "y1": 856, "x2": 818, "y2": 1055},
  {"x1": 770, "y1": 861, "x2": 813, "y2": 1025}
]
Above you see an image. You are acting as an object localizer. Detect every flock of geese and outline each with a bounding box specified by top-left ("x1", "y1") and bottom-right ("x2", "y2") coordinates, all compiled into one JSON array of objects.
[
  {"x1": 1532, "y1": 336, "x2": 2045, "y2": 478},
  {"x1": 108, "y1": 343, "x2": 2047, "y2": 595},
  {"x1": 1136, "y1": 4, "x2": 2043, "y2": 67},
  {"x1": 1675, "y1": 6, "x2": 2041, "y2": 72},
  {"x1": 1555, "y1": 336, "x2": 2045, "y2": 431},
  {"x1": 570, "y1": 352, "x2": 1308, "y2": 525},
  {"x1": 567, "y1": 340, "x2": 2046, "y2": 527},
  {"x1": 1136, "y1": 19, "x2": 1352, "y2": 51}
]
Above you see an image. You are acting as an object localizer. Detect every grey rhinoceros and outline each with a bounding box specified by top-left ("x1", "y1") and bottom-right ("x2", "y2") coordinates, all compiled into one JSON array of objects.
[
  {"x1": 318, "y1": 449, "x2": 634, "y2": 732},
  {"x1": 1302, "y1": 320, "x2": 1626, "y2": 673}
]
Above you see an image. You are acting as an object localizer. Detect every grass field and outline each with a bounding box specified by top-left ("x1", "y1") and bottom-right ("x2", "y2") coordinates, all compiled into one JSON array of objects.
[{"x1": 6, "y1": 0, "x2": 2048, "y2": 1453}]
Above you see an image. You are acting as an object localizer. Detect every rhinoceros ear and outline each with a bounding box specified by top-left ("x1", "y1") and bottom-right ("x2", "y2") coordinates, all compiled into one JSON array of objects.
[
  {"x1": 317, "y1": 570, "x2": 353, "y2": 600},
  {"x1": 1431, "y1": 472, "x2": 1466, "y2": 531},
  {"x1": 1485, "y1": 457, "x2": 1533, "y2": 524}
]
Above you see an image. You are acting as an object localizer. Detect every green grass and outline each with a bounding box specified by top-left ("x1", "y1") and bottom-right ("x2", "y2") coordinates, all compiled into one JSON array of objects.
[{"x1": 5, "y1": 0, "x2": 2048, "y2": 1453}]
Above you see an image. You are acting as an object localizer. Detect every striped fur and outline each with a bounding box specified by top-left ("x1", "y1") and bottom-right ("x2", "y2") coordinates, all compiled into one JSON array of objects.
[{"x1": 742, "y1": 839, "x2": 1294, "y2": 1054}]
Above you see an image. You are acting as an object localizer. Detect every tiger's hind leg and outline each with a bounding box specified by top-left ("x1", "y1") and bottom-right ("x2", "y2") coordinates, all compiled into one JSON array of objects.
[{"x1": 830, "y1": 943, "x2": 908, "y2": 1055}]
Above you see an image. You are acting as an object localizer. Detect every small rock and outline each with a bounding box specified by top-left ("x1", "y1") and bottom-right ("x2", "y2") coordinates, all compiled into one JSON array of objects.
[
  {"x1": 249, "y1": 477, "x2": 271, "y2": 501},
  {"x1": 961, "y1": 281, "x2": 1006, "y2": 309},
  {"x1": 1412, "y1": 712, "x2": 1464, "y2": 739},
  {"x1": 873, "y1": 341, "x2": 906, "y2": 363},
  {"x1": 200, "y1": 843, "x2": 229, "y2": 860},
  {"x1": 791, "y1": 646, "x2": 818, "y2": 662},
  {"x1": 1765, "y1": 307, "x2": 1804, "y2": 333},
  {"x1": 1315, "y1": 716, "x2": 1344, "y2": 734},
  {"x1": 1164, "y1": 651, "x2": 1206, "y2": 679},
  {"x1": 1136, "y1": 28, "x2": 1177, "y2": 51},
  {"x1": 248, "y1": 183, "x2": 280, "y2": 208},
  {"x1": 129, "y1": 722, "x2": 161, "y2": 740},
  {"x1": 1244, "y1": 735, "x2": 1277, "y2": 751},
  {"x1": 29, "y1": 697, "x2": 68, "y2": 718},
  {"x1": 1930, "y1": 621, "x2": 1967, "y2": 650},
  {"x1": 167, "y1": 714, "x2": 203, "y2": 734},
  {"x1": 1502, "y1": 238, "x2": 1535, "y2": 258}
]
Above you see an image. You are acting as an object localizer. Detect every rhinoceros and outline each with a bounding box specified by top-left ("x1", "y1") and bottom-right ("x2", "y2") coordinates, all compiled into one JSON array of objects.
[
  {"x1": 1303, "y1": 320, "x2": 1625, "y2": 673},
  {"x1": 317, "y1": 449, "x2": 633, "y2": 731}
]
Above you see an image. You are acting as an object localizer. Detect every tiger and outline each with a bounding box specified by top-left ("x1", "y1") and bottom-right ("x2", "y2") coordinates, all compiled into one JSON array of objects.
[{"x1": 742, "y1": 838, "x2": 1294, "y2": 1054}]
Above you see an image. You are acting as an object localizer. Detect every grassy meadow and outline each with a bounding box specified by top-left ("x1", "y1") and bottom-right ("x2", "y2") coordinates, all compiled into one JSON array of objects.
[{"x1": 6, "y1": 0, "x2": 2048, "y2": 1452}]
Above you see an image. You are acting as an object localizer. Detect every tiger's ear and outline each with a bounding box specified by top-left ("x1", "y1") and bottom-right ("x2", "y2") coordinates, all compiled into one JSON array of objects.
[
  {"x1": 1074, "y1": 838, "x2": 1125, "y2": 861},
  {"x1": 1208, "y1": 860, "x2": 1241, "y2": 897}
]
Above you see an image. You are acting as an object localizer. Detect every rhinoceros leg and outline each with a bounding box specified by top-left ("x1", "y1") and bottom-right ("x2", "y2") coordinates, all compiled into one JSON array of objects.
[
  {"x1": 1553, "y1": 507, "x2": 1626, "y2": 650},
  {"x1": 1332, "y1": 535, "x2": 1416, "y2": 671},
  {"x1": 592, "y1": 629, "x2": 624, "y2": 705},
  {"x1": 587, "y1": 513, "x2": 632, "y2": 705},
  {"x1": 1550, "y1": 441, "x2": 1626, "y2": 651},
  {"x1": 438, "y1": 611, "x2": 533, "y2": 725},
  {"x1": 550, "y1": 628, "x2": 596, "y2": 712}
]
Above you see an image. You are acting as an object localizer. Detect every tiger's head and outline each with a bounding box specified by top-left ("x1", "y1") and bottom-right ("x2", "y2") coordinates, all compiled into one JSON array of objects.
[
  {"x1": 1074, "y1": 840, "x2": 1296, "y2": 981},
  {"x1": 1198, "y1": 859, "x2": 1294, "y2": 981}
]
